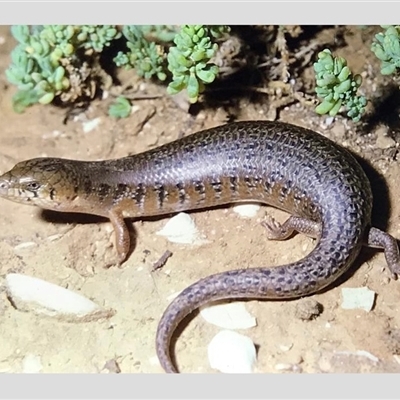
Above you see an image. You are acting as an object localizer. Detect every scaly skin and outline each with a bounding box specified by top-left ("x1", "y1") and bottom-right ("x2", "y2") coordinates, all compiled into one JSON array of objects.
[{"x1": 0, "y1": 121, "x2": 399, "y2": 372}]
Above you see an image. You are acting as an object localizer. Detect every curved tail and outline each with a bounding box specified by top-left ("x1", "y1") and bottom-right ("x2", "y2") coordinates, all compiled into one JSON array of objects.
[{"x1": 155, "y1": 231, "x2": 363, "y2": 373}]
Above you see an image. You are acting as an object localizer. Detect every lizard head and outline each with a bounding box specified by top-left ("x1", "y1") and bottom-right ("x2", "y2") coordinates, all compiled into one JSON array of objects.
[{"x1": 0, "y1": 158, "x2": 81, "y2": 211}]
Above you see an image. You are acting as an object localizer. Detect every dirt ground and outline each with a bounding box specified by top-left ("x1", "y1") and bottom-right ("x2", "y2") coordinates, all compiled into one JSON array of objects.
[{"x1": 1, "y1": 25, "x2": 400, "y2": 374}]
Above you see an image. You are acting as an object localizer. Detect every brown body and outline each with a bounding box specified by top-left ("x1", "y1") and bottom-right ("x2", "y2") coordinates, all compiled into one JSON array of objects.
[{"x1": 0, "y1": 120, "x2": 399, "y2": 373}]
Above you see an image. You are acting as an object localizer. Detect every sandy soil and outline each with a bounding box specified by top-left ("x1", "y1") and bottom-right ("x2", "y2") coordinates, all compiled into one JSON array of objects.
[{"x1": 1, "y1": 26, "x2": 400, "y2": 373}]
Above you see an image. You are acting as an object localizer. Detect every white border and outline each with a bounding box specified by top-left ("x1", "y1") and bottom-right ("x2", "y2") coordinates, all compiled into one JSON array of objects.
[
  {"x1": 0, "y1": 2, "x2": 397, "y2": 25},
  {"x1": 0, "y1": 2, "x2": 398, "y2": 399},
  {"x1": 0, "y1": 374, "x2": 399, "y2": 398}
]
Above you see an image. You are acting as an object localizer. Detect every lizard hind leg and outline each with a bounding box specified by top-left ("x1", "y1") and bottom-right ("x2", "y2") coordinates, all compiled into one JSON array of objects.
[
  {"x1": 366, "y1": 227, "x2": 400, "y2": 279},
  {"x1": 262, "y1": 214, "x2": 321, "y2": 241}
]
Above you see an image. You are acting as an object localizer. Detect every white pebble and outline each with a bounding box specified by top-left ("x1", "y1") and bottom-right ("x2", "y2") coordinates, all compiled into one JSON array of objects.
[
  {"x1": 232, "y1": 204, "x2": 260, "y2": 218},
  {"x1": 131, "y1": 105, "x2": 140, "y2": 114},
  {"x1": 200, "y1": 302, "x2": 256, "y2": 329},
  {"x1": 46, "y1": 234, "x2": 63, "y2": 242},
  {"x1": 22, "y1": 354, "x2": 43, "y2": 373},
  {"x1": 341, "y1": 287, "x2": 376, "y2": 312},
  {"x1": 6, "y1": 273, "x2": 114, "y2": 322},
  {"x1": 149, "y1": 356, "x2": 161, "y2": 366},
  {"x1": 279, "y1": 343, "x2": 293, "y2": 352},
  {"x1": 156, "y1": 213, "x2": 207, "y2": 244},
  {"x1": 208, "y1": 330, "x2": 257, "y2": 373},
  {"x1": 14, "y1": 242, "x2": 37, "y2": 251},
  {"x1": 335, "y1": 350, "x2": 379, "y2": 363},
  {"x1": 324, "y1": 116, "x2": 335, "y2": 126},
  {"x1": 82, "y1": 117, "x2": 101, "y2": 133},
  {"x1": 274, "y1": 363, "x2": 298, "y2": 372}
]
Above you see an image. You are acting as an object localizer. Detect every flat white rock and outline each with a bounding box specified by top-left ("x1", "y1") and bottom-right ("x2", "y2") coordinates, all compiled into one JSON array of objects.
[
  {"x1": 232, "y1": 204, "x2": 260, "y2": 218},
  {"x1": 200, "y1": 301, "x2": 256, "y2": 329},
  {"x1": 6, "y1": 273, "x2": 114, "y2": 322},
  {"x1": 156, "y1": 212, "x2": 207, "y2": 244},
  {"x1": 208, "y1": 330, "x2": 257, "y2": 373},
  {"x1": 341, "y1": 287, "x2": 376, "y2": 312},
  {"x1": 22, "y1": 354, "x2": 43, "y2": 373}
]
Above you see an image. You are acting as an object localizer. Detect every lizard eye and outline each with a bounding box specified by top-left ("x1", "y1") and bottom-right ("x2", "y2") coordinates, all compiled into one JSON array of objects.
[{"x1": 26, "y1": 181, "x2": 41, "y2": 191}]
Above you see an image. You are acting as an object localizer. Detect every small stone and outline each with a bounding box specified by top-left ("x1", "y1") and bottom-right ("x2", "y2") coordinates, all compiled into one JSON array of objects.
[
  {"x1": 200, "y1": 302, "x2": 257, "y2": 330},
  {"x1": 318, "y1": 354, "x2": 332, "y2": 372},
  {"x1": 274, "y1": 362, "x2": 302, "y2": 372},
  {"x1": 294, "y1": 298, "x2": 323, "y2": 320},
  {"x1": 383, "y1": 329, "x2": 400, "y2": 354},
  {"x1": 22, "y1": 354, "x2": 43, "y2": 373},
  {"x1": 324, "y1": 117, "x2": 335, "y2": 126},
  {"x1": 341, "y1": 287, "x2": 376, "y2": 312},
  {"x1": 208, "y1": 330, "x2": 257, "y2": 373},
  {"x1": 14, "y1": 242, "x2": 37, "y2": 251},
  {"x1": 232, "y1": 204, "x2": 260, "y2": 218},
  {"x1": 47, "y1": 234, "x2": 63, "y2": 242},
  {"x1": 6, "y1": 273, "x2": 115, "y2": 322},
  {"x1": 82, "y1": 117, "x2": 101, "y2": 133},
  {"x1": 279, "y1": 343, "x2": 293, "y2": 352},
  {"x1": 149, "y1": 356, "x2": 161, "y2": 366},
  {"x1": 102, "y1": 359, "x2": 121, "y2": 374},
  {"x1": 274, "y1": 363, "x2": 293, "y2": 371},
  {"x1": 336, "y1": 350, "x2": 379, "y2": 363},
  {"x1": 156, "y1": 213, "x2": 208, "y2": 245},
  {"x1": 375, "y1": 126, "x2": 395, "y2": 149}
]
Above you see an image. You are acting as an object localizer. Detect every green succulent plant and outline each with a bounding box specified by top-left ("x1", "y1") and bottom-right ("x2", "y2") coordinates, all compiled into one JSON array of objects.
[
  {"x1": 139, "y1": 25, "x2": 178, "y2": 43},
  {"x1": 371, "y1": 25, "x2": 400, "y2": 75},
  {"x1": 114, "y1": 25, "x2": 230, "y2": 104},
  {"x1": 114, "y1": 25, "x2": 168, "y2": 81},
  {"x1": 6, "y1": 25, "x2": 121, "y2": 113},
  {"x1": 167, "y1": 25, "x2": 230, "y2": 103},
  {"x1": 313, "y1": 49, "x2": 367, "y2": 122}
]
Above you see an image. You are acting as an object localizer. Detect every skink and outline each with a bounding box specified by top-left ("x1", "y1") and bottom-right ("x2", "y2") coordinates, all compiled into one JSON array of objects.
[{"x1": 0, "y1": 120, "x2": 399, "y2": 373}]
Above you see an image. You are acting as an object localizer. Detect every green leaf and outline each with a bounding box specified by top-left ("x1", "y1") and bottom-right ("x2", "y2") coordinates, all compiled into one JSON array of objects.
[
  {"x1": 381, "y1": 62, "x2": 396, "y2": 75},
  {"x1": 167, "y1": 75, "x2": 187, "y2": 94},
  {"x1": 196, "y1": 67, "x2": 217, "y2": 83},
  {"x1": 157, "y1": 71, "x2": 167, "y2": 81},
  {"x1": 335, "y1": 79, "x2": 352, "y2": 95},
  {"x1": 187, "y1": 72, "x2": 200, "y2": 100},
  {"x1": 329, "y1": 99, "x2": 342, "y2": 116},
  {"x1": 316, "y1": 75, "x2": 336, "y2": 87},
  {"x1": 38, "y1": 92, "x2": 55, "y2": 104},
  {"x1": 372, "y1": 45, "x2": 389, "y2": 61},
  {"x1": 315, "y1": 100, "x2": 335, "y2": 115},
  {"x1": 11, "y1": 25, "x2": 30, "y2": 44},
  {"x1": 337, "y1": 66, "x2": 350, "y2": 82},
  {"x1": 108, "y1": 96, "x2": 132, "y2": 118},
  {"x1": 191, "y1": 49, "x2": 206, "y2": 62},
  {"x1": 12, "y1": 89, "x2": 41, "y2": 113}
]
